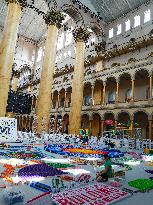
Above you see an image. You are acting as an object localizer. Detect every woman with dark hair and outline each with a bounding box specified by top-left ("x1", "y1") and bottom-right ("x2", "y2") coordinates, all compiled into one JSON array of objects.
[{"x1": 96, "y1": 154, "x2": 113, "y2": 182}]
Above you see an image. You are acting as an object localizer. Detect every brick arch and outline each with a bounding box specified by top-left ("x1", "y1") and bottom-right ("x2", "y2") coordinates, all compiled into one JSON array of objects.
[
  {"x1": 103, "y1": 111, "x2": 115, "y2": 119},
  {"x1": 116, "y1": 110, "x2": 131, "y2": 120},
  {"x1": 60, "y1": 4, "x2": 84, "y2": 25},
  {"x1": 106, "y1": 75, "x2": 117, "y2": 82},
  {"x1": 133, "y1": 109, "x2": 149, "y2": 118},
  {"x1": 92, "y1": 112, "x2": 102, "y2": 119},
  {"x1": 53, "y1": 90, "x2": 58, "y2": 94},
  {"x1": 90, "y1": 22, "x2": 103, "y2": 35},
  {"x1": 81, "y1": 112, "x2": 91, "y2": 119},
  {"x1": 134, "y1": 68, "x2": 150, "y2": 79},
  {"x1": 84, "y1": 81, "x2": 92, "y2": 87},
  {"x1": 118, "y1": 72, "x2": 132, "y2": 81}
]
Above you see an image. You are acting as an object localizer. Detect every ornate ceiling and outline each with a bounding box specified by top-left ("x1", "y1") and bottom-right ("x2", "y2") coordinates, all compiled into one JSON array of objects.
[
  {"x1": 0, "y1": 0, "x2": 150, "y2": 42},
  {"x1": 88, "y1": 0, "x2": 150, "y2": 22},
  {"x1": 0, "y1": 0, "x2": 48, "y2": 42}
]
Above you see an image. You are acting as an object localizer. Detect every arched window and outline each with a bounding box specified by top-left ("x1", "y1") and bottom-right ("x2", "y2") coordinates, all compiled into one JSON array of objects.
[
  {"x1": 144, "y1": 9, "x2": 150, "y2": 23},
  {"x1": 117, "y1": 24, "x2": 122, "y2": 35},
  {"x1": 108, "y1": 91, "x2": 115, "y2": 104},
  {"x1": 109, "y1": 28, "x2": 113, "y2": 38},
  {"x1": 134, "y1": 15, "x2": 140, "y2": 27},
  {"x1": 125, "y1": 19, "x2": 130, "y2": 31},
  {"x1": 36, "y1": 47, "x2": 43, "y2": 62},
  {"x1": 65, "y1": 28, "x2": 73, "y2": 46},
  {"x1": 57, "y1": 32, "x2": 64, "y2": 51}
]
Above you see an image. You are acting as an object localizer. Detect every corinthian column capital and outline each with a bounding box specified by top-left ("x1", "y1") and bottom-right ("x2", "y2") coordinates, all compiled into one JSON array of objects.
[
  {"x1": 44, "y1": 8, "x2": 65, "y2": 28},
  {"x1": 73, "y1": 26, "x2": 90, "y2": 42},
  {"x1": 5, "y1": 0, "x2": 27, "y2": 9}
]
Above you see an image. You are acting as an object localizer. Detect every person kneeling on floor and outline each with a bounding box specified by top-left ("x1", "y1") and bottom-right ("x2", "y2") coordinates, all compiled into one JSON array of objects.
[{"x1": 96, "y1": 154, "x2": 113, "y2": 182}]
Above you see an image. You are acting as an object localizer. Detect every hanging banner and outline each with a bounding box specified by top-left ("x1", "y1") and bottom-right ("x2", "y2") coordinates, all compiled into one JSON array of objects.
[{"x1": 0, "y1": 117, "x2": 17, "y2": 141}]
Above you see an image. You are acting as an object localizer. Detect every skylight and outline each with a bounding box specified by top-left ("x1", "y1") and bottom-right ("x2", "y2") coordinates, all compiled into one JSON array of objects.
[
  {"x1": 125, "y1": 19, "x2": 130, "y2": 31},
  {"x1": 134, "y1": 15, "x2": 140, "y2": 27},
  {"x1": 109, "y1": 28, "x2": 114, "y2": 38},
  {"x1": 144, "y1": 9, "x2": 150, "y2": 23}
]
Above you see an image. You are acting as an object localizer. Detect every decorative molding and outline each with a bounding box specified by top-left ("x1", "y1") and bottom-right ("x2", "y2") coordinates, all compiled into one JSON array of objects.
[
  {"x1": 43, "y1": 8, "x2": 65, "y2": 28},
  {"x1": 85, "y1": 34, "x2": 153, "y2": 67},
  {"x1": 73, "y1": 26, "x2": 90, "y2": 42}
]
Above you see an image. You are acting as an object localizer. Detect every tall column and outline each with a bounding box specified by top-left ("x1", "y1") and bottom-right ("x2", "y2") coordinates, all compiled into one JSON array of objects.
[
  {"x1": 91, "y1": 84, "x2": 94, "y2": 106},
  {"x1": 64, "y1": 90, "x2": 67, "y2": 107},
  {"x1": 89, "y1": 119, "x2": 92, "y2": 134},
  {"x1": 101, "y1": 119, "x2": 104, "y2": 135},
  {"x1": 102, "y1": 82, "x2": 106, "y2": 104},
  {"x1": 0, "y1": 0, "x2": 26, "y2": 117},
  {"x1": 131, "y1": 78, "x2": 135, "y2": 103},
  {"x1": 57, "y1": 92, "x2": 60, "y2": 108},
  {"x1": 130, "y1": 118, "x2": 134, "y2": 138},
  {"x1": 101, "y1": 84, "x2": 103, "y2": 104},
  {"x1": 116, "y1": 80, "x2": 119, "y2": 105},
  {"x1": 89, "y1": 117, "x2": 93, "y2": 136},
  {"x1": 36, "y1": 9, "x2": 64, "y2": 133},
  {"x1": 149, "y1": 120, "x2": 152, "y2": 140},
  {"x1": 115, "y1": 120, "x2": 118, "y2": 131},
  {"x1": 149, "y1": 75, "x2": 152, "y2": 100},
  {"x1": 69, "y1": 27, "x2": 90, "y2": 134}
]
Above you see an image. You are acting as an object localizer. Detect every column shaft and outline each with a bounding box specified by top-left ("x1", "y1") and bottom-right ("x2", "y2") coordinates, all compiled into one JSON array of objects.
[
  {"x1": 115, "y1": 120, "x2": 118, "y2": 131},
  {"x1": 69, "y1": 41, "x2": 85, "y2": 134},
  {"x1": 101, "y1": 120, "x2": 104, "y2": 135},
  {"x1": 36, "y1": 25, "x2": 58, "y2": 133},
  {"x1": 89, "y1": 120, "x2": 92, "y2": 134},
  {"x1": 103, "y1": 85, "x2": 106, "y2": 104},
  {"x1": 0, "y1": 3, "x2": 21, "y2": 116},
  {"x1": 101, "y1": 84, "x2": 103, "y2": 104},
  {"x1": 64, "y1": 91, "x2": 67, "y2": 107},
  {"x1": 149, "y1": 120, "x2": 152, "y2": 140},
  {"x1": 58, "y1": 93, "x2": 60, "y2": 108},
  {"x1": 91, "y1": 85, "x2": 94, "y2": 105},
  {"x1": 131, "y1": 79, "x2": 135, "y2": 102},
  {"x1": 130, "y1": 120, "x2": 134, "y2": 138},
  {"x1": 116, "y1": 82, "x2": 119, "y2": 104},
  {"x1": 150, "y1": 76, "x2": 152, "y2": 99}
]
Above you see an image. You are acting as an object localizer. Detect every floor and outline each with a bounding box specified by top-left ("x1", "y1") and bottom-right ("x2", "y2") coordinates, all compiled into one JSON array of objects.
[{"x1": 0, "y1": 141, "x2": 153, "y2": 205}]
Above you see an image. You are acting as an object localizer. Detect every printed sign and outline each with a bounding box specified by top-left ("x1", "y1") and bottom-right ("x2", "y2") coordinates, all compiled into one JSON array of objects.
[
  {"x1": 0, "y1": 117, "x2": 17, "y2": 141},
  {"x1": 27, "y1": 183, "x2": 130, "y2": 205}
]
